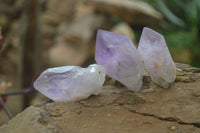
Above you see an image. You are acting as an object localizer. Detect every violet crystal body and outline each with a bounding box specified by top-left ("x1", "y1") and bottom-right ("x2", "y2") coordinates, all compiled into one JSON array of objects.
[
  {"x1": 138, "y1": 27, "x2": 176, "y2": 88},
  {"x1": 34, "y1": 64, "x2": 106, "y2": 101},
  {"x1": 95, "y1": 30, "x2": 144, "y2": 92}
]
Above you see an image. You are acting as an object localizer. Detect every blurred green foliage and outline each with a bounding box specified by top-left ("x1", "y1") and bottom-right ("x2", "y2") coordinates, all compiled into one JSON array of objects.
[{"x1": 144, "y1": 0, "x2": 200, "y2": 67}]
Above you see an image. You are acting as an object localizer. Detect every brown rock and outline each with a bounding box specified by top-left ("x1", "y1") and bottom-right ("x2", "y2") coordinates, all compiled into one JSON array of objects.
[
  {"x1": 43, "y1": 0, "x2": 76, "y2": 24},
  {"x1": 0, "y1": 106, "x2": 60, "y2": 133},
  {"x1": 1, "y1": 64, "x2": 200, "y2": 133},
  {"x1": 47, "y1": 0, "x2": 75, "y2": 17},
  {"x1": 48, "y1": 42, "x2": 88, "y2": 66},
  {"x1": 86, "y1": 0, "x2": 163, "y2": 26},
  {"x1": 48, "y1": 13, "x2": 108, "y2": 66},
  {"x1": 0, "y1": 110, "x2": 9, "y2": 126},
  {"x1": 59, "y1": 13, "x2": 106, "y2": 45},
  {"x1": 74, "y1": 1, "x2": 95, "y2": 19}
]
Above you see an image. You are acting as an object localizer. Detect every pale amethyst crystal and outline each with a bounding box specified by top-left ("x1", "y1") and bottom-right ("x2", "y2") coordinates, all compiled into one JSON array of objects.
[
  {"x1": 95, "y1": 30, "x2": 144, "y2": 92},
  {"x1": 138, "y1": 27, "x2": 176, "y2": 88},
  {"x1": 34, "y1": 64, "x2": 106, "y2": 101}
]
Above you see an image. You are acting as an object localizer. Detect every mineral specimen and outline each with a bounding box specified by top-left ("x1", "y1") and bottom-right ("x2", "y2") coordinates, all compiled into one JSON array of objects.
[
  {"x1": 95, "y1": 30, "x2": 144, "y2": 92},
  {"x1": 34, "y1": 64, "x2": 106, "y2": 101},
  {"x1": 138, "y1": 27, "x2": 176, "y2": 88}
]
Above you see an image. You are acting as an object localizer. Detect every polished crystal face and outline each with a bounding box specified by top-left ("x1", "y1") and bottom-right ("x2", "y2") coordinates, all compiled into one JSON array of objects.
[
  {"x1": 34, "y1": 64, "x2": 106, "y2": 101},
  {"x1": 95, "y1": 30, "x2": 144, "y2": 92},
  {"x1": 138, "y1": 27, "x2": 176, "y2": 88}
]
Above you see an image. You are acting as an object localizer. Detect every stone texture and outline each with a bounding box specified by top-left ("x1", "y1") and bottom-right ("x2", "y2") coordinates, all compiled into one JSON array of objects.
[
  {"x1": 95, "y1": 30, "x2": 144, "y2": 92},
  {"x1": 86, "y1": 0, "x2": 163, "y2": 26},
  {"x1": 48, "y1": 43, "x2": 87, "y2": 66},
  {"x1": 59, "y1": 13, "x2": 106, "y2": 45},
  {"x1": 74, "y1": 0, "x2": 95, "y2": 19},
  {"x1": 0, "y1": 106, "x2": 60, "y2": 133},
  {"x1": 34, "y1": 64, "x2": 106, "y2": 102},
  {"x1": 48, "y1": 13, "x2": 107, "y2": 66},
  {"x1": 1, "y1": 64, "x2": 200, "y2": 133},
  {"x1": 138, "y1": 27, "x2": 176, "y2": 88},
  {"x1": 0, "y1": 109, "x2": 9, "y2": 126},
  {"x1": 47, "y1": 0, "x2": 75, "y2": 17},
  {"x1": 42, "y1": 0, "x2": 76, "y2": 25}
]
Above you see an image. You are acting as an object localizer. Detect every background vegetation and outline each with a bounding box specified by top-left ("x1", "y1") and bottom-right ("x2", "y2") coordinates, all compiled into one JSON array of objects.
[{"x1": 143, "y1": 0, "x2": 200, "y2": 66}]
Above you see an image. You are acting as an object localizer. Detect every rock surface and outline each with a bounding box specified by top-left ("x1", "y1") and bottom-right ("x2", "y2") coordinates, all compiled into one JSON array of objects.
[
  {"x1": 0, "y1": 106, "x2": 60, "y2": 133},
  {"x1": 42, "y1": 0, "x2": 75, "y2": 25},
  {"x1": 86, "y1": 0, "x2": 163, "y2": 25},
  {"x1": 48, "y1": 13, "x2": 107, "y2": 66},
  {"x1": 1, "y1": 63, "x2": 200, "y2": 133}
]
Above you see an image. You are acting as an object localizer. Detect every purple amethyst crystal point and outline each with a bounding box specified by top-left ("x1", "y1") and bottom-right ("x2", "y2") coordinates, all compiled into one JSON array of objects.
[
  {"x1": 138, "y1": 27, "x2": 176, "y2": 88},
  {"x1": 34, "y1": 64, "x2": 106, "y2": 101},
  {"x1": 95, "y1": 29, "x2": 144, "y2": 92}
]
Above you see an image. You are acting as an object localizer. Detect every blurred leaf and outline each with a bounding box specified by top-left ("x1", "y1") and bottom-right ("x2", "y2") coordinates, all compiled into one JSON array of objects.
[
  {"x1": 197, "y1": 0, "x2": 200, "y2": 9},
  {"x1": 165, "y1": 31, "x2": 196, "y2": 51},
  {"x1": 173, "y1": 0, "x2": 185, "y2": 9},
  {"x1": 110, "y1": 15, "x2": 121, "y2": 23},
  {"x1": 186, "y1": 0, "x2": 199, "y2": 30},
  {"x1": 143, "y1": 0, "x2": 200, "y2": 66},
  {"x1": 156, "y1": 0, "x2": 185, "y2": 27}
]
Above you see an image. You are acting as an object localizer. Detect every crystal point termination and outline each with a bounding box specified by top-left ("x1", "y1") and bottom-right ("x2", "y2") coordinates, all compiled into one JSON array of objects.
[
  {"x1": 34, "y1": 64, "x2": 106, "y2": 101},
  {"x1": 138, "y1": 27, "x2": 176, "y2": 88},
  {"x1": 95, "y1": 30, "x2": 144, "y2": 92}
]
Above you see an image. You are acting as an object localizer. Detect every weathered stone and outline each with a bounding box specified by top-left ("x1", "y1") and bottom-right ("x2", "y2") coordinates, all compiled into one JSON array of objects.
[
  {"x1": 48, "y1": 13, "x2": 107, "y2": 66},
  {"x1": 1, "y1": 64, "x2": 200, "y2": 133},
  {"x1": 43, "y1": 0, "x2": 75, "y2": 24},
  {"x1": 86, "y1": 0, "x2": 163, "y2": 25},
  {"x1": 47, "y1": 0, "x2": 75, "y2": 17},
  {"x1": 59, "y1": 13, "x2": 106, "y2": 45},
  {"x1": 74, "y1": 0, "x2": 95, "y2": 19},
  {"x1": 0, "y1": 106, "x2": 60, "y2": 133},
  {"x1": 0, "y1": 109, "x2": 9, "y2": 126},
  {"x1": 48, "y1": 42, "x2": 88, "y2": 66}
]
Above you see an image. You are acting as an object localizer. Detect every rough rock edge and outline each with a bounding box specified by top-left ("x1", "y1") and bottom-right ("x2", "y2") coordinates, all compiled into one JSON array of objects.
[{"x1": 1, "y1": 63, "x2": 200, "y2": 132}]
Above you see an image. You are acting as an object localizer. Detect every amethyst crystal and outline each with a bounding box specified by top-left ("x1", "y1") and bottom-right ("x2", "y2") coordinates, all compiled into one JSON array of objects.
[
  {"x1": 34, "y1": 64, "x2": 106, "y2": 101},
  {"x1": 95, "y1": 30, "x2": 144, "y2": 92},
  {"x1": 138, "y1": 27, "x2": 176, "y2": 88}
]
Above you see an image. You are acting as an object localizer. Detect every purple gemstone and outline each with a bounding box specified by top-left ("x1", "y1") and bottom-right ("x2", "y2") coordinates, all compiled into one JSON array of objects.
[
  {"x1": 95, "y1": 30, "x2": 144, "y2": 92},
  {"x1": 34, "y1": 64, "x2": 106, "y2": 101},
  {"x1": 138, "y1": 27, "x2": 176, "y2": 88}
]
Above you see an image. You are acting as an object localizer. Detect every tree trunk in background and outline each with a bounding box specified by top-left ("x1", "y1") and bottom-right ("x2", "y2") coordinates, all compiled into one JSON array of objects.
[{"x1": 18, "y1": 0, "x2": 42, "y2": 108}]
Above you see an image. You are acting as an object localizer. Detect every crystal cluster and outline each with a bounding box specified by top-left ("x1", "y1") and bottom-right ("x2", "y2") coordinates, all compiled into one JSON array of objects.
[
  {"x1": 95, "y1": 28, "x2": 176, "y2": 91},
  {"x1": 34, "y1": 64, "x2": 106, "y2": 101},
  {"x1": 95, "y1": 30, "x2": 144, "y2": 92},
  {"x1": 138, "y1": 27, "x2": 176, "y2": 88},
  {"x1": 34, "y1": 27, "x2": 176, "y2": 102}
]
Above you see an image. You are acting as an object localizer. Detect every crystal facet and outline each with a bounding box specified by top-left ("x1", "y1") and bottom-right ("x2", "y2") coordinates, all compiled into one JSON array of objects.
[
  {"x1": 95, "y1": 30, "x2": 144, "y2": 92},
  {"x1": 34, "y1": 64, "x2": 106, "y2": 101},
  {"x1": 138, "y1": 27, "x2": 176, "y2": 88}
]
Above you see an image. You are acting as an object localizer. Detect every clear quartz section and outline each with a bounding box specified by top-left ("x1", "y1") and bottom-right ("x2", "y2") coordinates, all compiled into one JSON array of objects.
[
  {"x1": 138, "y1": 27, "x2": 176, "y2": 88},
  {"x1": 95, "y1": 29, "x2": 144, "y2": 92},
  {"x1": 34, "y1": 64, "x2": 106, "y2": 101}
]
